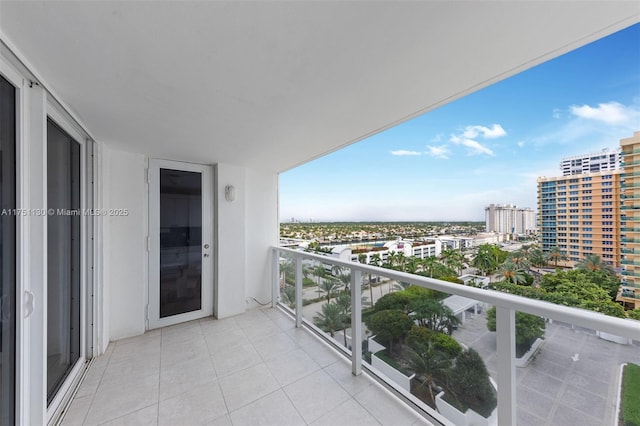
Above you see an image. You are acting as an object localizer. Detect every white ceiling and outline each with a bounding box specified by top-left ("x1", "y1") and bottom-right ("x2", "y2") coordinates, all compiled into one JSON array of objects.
[{"x1": 1, "y1": 1, "x2": 638, "y2": 173}]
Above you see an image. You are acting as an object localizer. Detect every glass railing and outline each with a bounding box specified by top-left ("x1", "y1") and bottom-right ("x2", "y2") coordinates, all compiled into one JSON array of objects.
[
  {"x1": 622, "y1": 269, "x2": 640, "y2": 278},
  {"x1": 273, "y1": 247, "x2": 640, "y2": 426}
]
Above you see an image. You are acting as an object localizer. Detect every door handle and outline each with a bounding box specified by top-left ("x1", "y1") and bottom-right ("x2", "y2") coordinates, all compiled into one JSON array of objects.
[
  {"x1": 203, "y1": 244, "x2": 210, "y2": 249},
  {"x1": 24, "y1": 290, "x2": 35, "y2": 318},
  {"x1": 204, "y1": 253, "x2": 210, "y2": 258}
]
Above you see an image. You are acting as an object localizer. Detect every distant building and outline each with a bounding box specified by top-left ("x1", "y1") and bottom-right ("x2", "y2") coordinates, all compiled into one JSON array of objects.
[
  {"x1": 537, "y1": 169, "x2": 623, "y2": 266},
  {"x1": 484, "y1": 204, "x2": 536, "y2": 234},
  {"x1": 619, "y1": 131, "x2": 640, "y2": 309},
  {"x1": 560, "y1": 148, "x2": 621, "y2": 176}
]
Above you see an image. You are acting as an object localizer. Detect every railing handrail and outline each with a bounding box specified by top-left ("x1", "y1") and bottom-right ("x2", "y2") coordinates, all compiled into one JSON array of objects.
[{"x1": 274, "y1": 246, "x2": 640, "y2": 340}]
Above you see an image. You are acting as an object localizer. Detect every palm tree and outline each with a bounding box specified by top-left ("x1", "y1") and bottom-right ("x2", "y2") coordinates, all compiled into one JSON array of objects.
[
  {"x1": 360, "y1": 254, "x2": 374, "y2": 307},
  {"x1": 528, "y1": 248, "x2": 546, "y2": 268},
  {"x1": 337, "y1": 271, "x2": 351, "y2": 294},
  {"x1": 441, "y1": 249, "x2": 464, "y2": 274},
  {"x1": 408, "y1": 342, "x2": 452, "y2": 406},
  {"x1": 547, "y1": 246, "x2": 568, "y2": 267},
  {"x1": 386, "y1": 251, "x2": 398, "y2": 269},
  {"x1": 313, "y1": 302, "x2": 345, "y2": 339},
  {"x1": 498, "y1": 260, "x2": 526, "y2": 285},
  {"x1": 508, "y1": 250, "x2": 531, "y2": 271},
  {"x1": 280, "y1": 257, "x2": 295, "y2": 287},
  {"x1": 405, "y1": 257, "x2": 420, "y2": 274},
  {"x1": 318, "y1": 277, "x2": 341, "y2": 303},
  {"x1": 312, "y1": 264, "x2": 326, "y2": 285},
  {"x1": 395, "y1": 252, "x2": 407, "y2": 272},
  {"x1": 472, "y1": 249, "x2": 497, "y2": 277},
  {"x1": 576, "y1": 254, "x2": 615, "y2": 273},
  {"x1": 421, "y1": 256, "x2": 438, "y2": 278},
  {"x1": 334, "y1": 293, "x2": 352, "y2": 347},
  {"x1": 280, "y1": 285, "x2": 296, "y2": 308}
]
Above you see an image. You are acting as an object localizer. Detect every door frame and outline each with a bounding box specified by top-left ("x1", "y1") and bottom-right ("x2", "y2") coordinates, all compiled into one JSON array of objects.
[{"x1": 147, "y1": 159, "x2": 214, "y2": 330}]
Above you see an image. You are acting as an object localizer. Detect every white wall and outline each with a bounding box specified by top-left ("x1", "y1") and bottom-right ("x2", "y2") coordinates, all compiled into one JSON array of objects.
[
  {"x1": 215, "y1": 163, "x2": 247, "y2": 318},
  {"x1": 105, "y1": 148, "x2": 147, "y2": 340},
  {"x1": 101, "y1": 157, "x2": 278, "y2": 338},
  {"x1": 245, "y1": 168, "x2": 279, "y2": 308},
  {"x1": 99, "y1": 143, "x2": 110, "y2": 352}
]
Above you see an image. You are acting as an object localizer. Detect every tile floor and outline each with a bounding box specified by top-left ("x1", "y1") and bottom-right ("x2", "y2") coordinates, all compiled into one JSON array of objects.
[{"x1": 61, "y1": 307, "x2": 430, "y2": 426}]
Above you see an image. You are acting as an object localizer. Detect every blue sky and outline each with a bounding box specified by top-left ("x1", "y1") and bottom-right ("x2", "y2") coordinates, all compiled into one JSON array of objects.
[{"x1": 279, "y1": 23, "x2": 640, "y2": 222}]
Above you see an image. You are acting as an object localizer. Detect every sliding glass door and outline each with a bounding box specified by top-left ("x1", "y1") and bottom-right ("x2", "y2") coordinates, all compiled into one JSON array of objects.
[
  {"x1": 0, "y1": 74, "x2": 16, "y2": 425},
  {"x1": 46, "y1": 119, "x2": 81, "y2": 405}
]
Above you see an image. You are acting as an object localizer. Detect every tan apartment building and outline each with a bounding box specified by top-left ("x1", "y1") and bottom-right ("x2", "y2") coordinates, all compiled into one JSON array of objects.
[
  {"x1": 620, "y1": 131, "x2": 640, "y2": 309},
  {"x1": 538, "y1": 170, "x2": 622, "y2": 267}
]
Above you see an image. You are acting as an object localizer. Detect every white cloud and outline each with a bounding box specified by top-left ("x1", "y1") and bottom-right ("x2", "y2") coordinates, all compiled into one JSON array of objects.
[
  {"x1": 570, "y1": 101, "x2": 639, "y2": 125},
  {"x1": 517, "y1": 141, "x2": 525, "y2": 148},
  {"x1": 450, "y1": 135, "x2": 495, "y2": 156},
  {"x1": 462, "y1": 124, "x2": 507, "y2": 139},
  {"x1": 425, "y1": 145, "x2": 450, "y2": 159},
  {"x1": 534, "y1": 101, "x2": 640, "y2": 149},
  {"x1": 391, "y1": 150, "x2": 422, "y2": 156}
]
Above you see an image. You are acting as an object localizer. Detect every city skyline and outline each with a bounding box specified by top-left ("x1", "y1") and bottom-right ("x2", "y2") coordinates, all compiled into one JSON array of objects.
[{"x1": 279, "y1": 23, "x2": 640, "y2": 222}]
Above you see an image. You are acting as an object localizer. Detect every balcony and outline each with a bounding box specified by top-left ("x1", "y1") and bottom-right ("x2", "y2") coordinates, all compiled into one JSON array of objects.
[
  {"x1": 61, "y1": 307, "x2": 425, "y2": 426},
  {"x1": 61, "y1": 248, "x2": 640, "y2": 426}
]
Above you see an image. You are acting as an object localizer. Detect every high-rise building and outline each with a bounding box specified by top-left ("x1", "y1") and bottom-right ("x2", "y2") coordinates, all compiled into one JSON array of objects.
[
  {"x1": 619, "y1": 131, "x2": 640, "y2": 309},
  {"x1": 485, "y1": 204, "x2": 536, "y2": 234},
  {"x1": 560, "y1": 148, "x2": 621, "y2": 176},
  {"x1": 537, "y1": 170, "x2": 622, "y2": 266}
]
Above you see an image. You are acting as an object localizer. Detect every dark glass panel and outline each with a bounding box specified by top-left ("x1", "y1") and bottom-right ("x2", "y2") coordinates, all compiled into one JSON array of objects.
[
  {"x1": 159, "y1": 169, "x2": 202, "y2": 317},
  {"x1": 46, "y1": 119, "x2": 81, "y2": 404},
  {"x1": 0, "y1": 75, "x2": 16, "y2": 425}
]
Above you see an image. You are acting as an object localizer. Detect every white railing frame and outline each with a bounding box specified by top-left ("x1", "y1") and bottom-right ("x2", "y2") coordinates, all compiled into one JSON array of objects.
[{"x1": 272, "y1": 246, "x2": 640, "y2": 426}]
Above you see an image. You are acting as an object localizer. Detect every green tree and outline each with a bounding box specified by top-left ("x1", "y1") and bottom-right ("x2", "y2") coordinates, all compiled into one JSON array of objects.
[
  {"x1": 628, "y1": 309, "x2": 640, "y2": 320},
  {"x1": 508, "y1": 250, "x2": 531, "y2": 271},
  {"x1": 365, "y1": 309, "x2": 413, "y2": 355},
  {"x1": 576, "y1": 254, "x2": 614, "y2": 274},
  {"x1": 280, "y1": 257, "x2": 295, "y2": 286},
  {"x1": 547, "y1": 246, "x2": 568, "y2": 267},
  {"x1": 472, "y1": 244, "x2": 500, "y2": 276},
  {"x1": 446, "y1": 349, "x2": 497, "y2": 418},
  {"x1": 313, "y1": 302, "x2": 346, "y2": 338},
  {"x1": 280, "y1": 285, "x2": 296, "y2": 308},
  {"x1": 334, "y1": 293, "x2": 352, "y2": 347},
  {"x1": 498, "y1": 260, "x2": 527, "y2": 285},
  {"x1": 408, "y1": 340, "x2": 452, "y2": 406},
  {"x1": 370, "y1": 291, "x2": 413, "y2": 313},
  {"x1": 486, "y1": 306, "x2": 545, "y2": 352},
  {"x1": 421, "y1": 256, "x2": 438, "y2": 278},
  {"x1": 407, "y1": 326, "x2": 462, "y2": 358},
  {"x1": 318, "y1": 277, "x2": 341, "y2": 303},
  {"x1": 337, "y1": 271, "x2": 351, "y2": 294},
  {"x1": 405, "y1": 256, "x2": 420, "y2": 274},
  {"x1": 410, "y1": 298, "x2": 460, "y2": 335},
  {"x1": 441, "y1": 249, "x2": 464, "y2": 274},
  {"x1": 312, "y1": 263, "x2": 327, "y2": 285},
  {"x1": 528, "y1": 248, "x2": 547, "y2": 268}
]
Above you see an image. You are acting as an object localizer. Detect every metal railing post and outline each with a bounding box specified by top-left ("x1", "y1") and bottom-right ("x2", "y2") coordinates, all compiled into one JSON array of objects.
[
  {"x1": 350, "y1": 269, "x2": 362, "y2": 376},
  {"x1": 295, "y1": 256, "x2": 303, "y2": 327},
  {"x1": 496, "y1": 306, "x2": 516, "y2": 426},
  {"x1": 272, "y1": 248, "x2": 279, "y2": 308}
]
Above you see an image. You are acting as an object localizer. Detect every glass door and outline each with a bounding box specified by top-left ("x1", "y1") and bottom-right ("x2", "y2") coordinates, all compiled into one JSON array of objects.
[
  {"x1": 0, "y1": 73, "x2": 16, "y2": 426},
  {"x1": 46, "y1": 118, "x2": 83, "y2": 406},
  {"x1": 148, "y1": 160, "x2": 213, "y2": 329}
]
